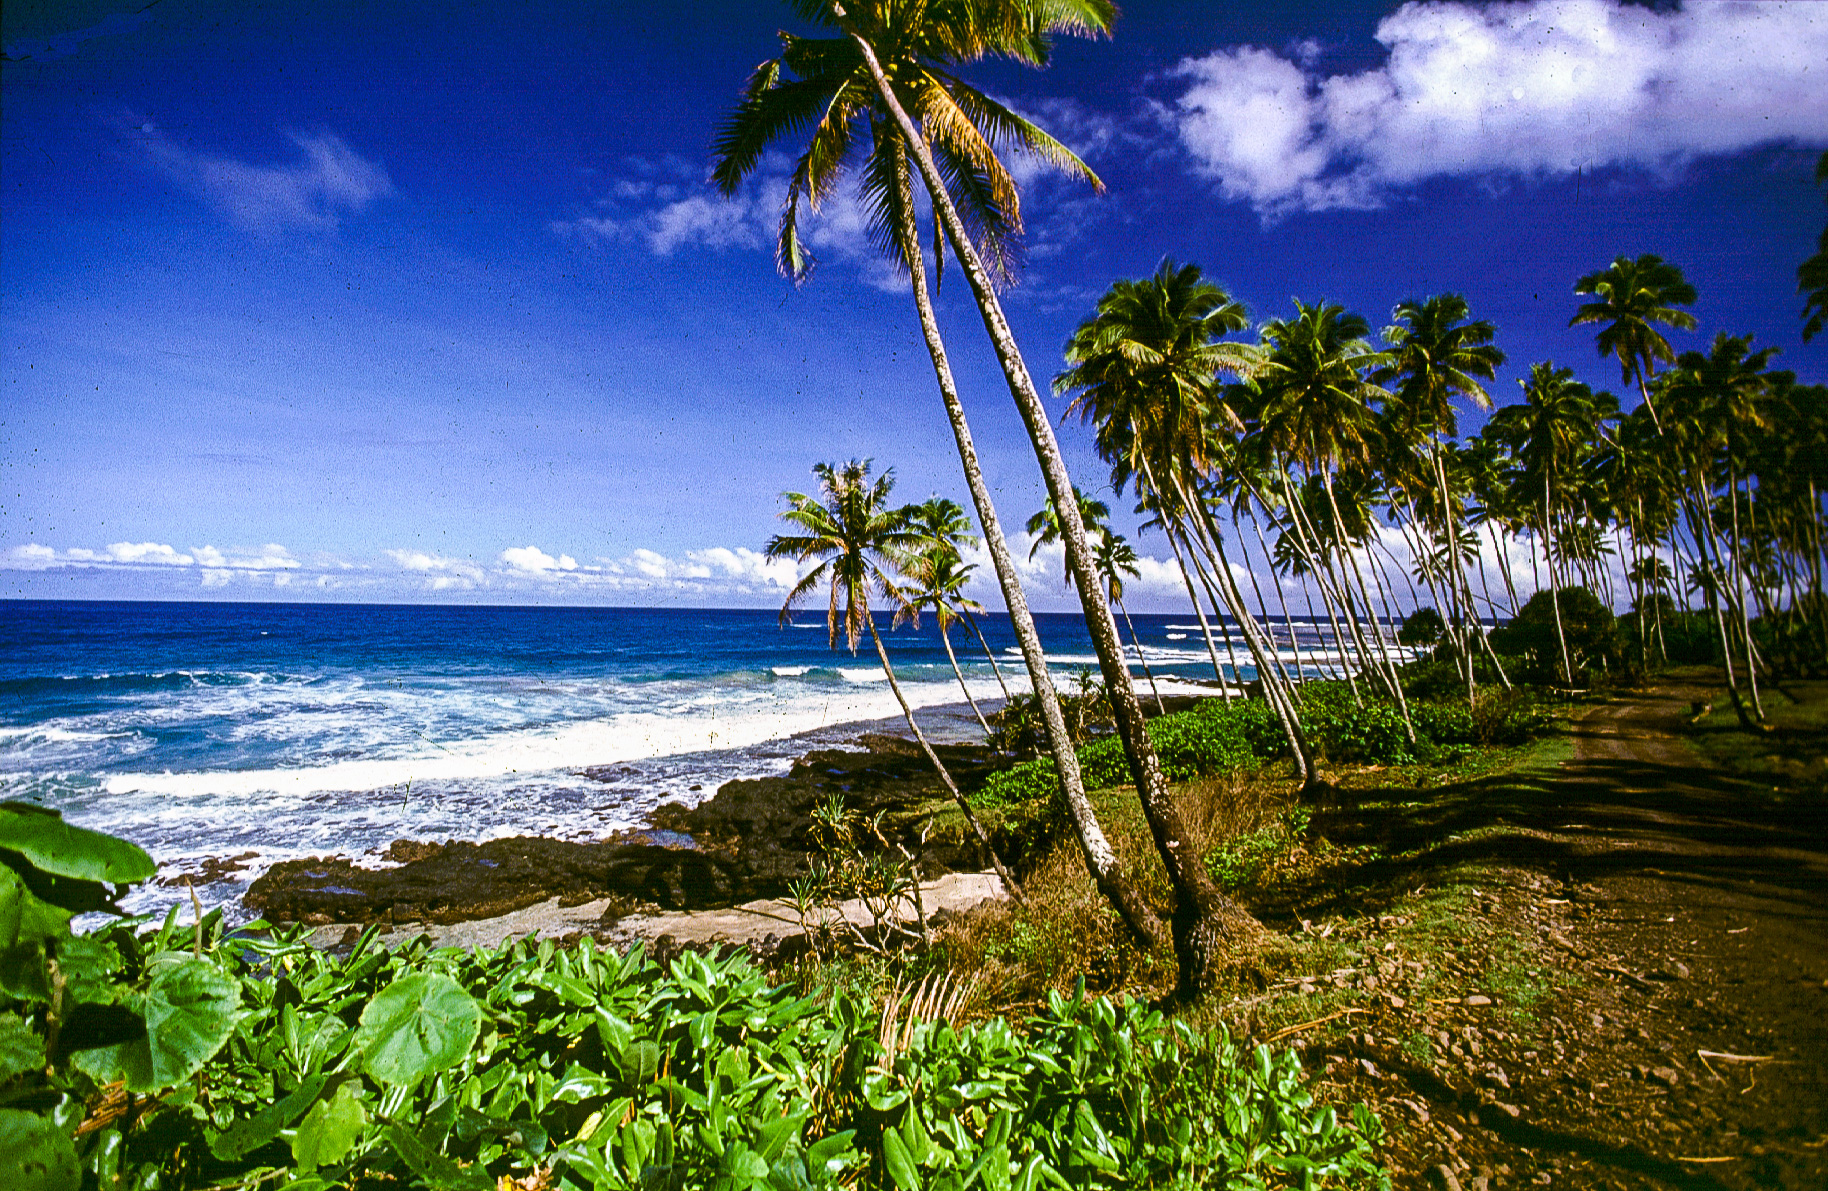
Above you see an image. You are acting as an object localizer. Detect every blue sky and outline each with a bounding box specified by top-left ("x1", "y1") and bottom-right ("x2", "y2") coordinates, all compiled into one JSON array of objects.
[{"x1": 3, "y1": 0, "x2": 1824, "y2": 611}]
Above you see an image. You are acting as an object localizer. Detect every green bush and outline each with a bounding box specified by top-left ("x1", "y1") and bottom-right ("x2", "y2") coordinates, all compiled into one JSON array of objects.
[
  {"x1": 1489, "y1": 585, "x2": 1620, "y2": 682},
  {"x1": 1, "y1": 807, "x2": 1388, "y2": 1190}
]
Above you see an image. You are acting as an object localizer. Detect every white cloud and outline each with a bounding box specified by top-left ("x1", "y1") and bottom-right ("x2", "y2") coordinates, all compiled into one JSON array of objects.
[
  {"x1": 684, "y1": 546, "x2": 800, "y2": 589},
  {"x1": 1170, "y1": 0, "x2": 1828, "y2": 216},
  {"x1": 192, "y1": 543, "x2": 299, "y2": 570},
  {"x1": 499, "y1": 545, "x2": 579, "y2": 574},
  {"x1": 133, "y1": 124, "x2": 394, "y2": 232},
  {"x1": 106, "y1": 541, "x2": 194, "y2": 566}
]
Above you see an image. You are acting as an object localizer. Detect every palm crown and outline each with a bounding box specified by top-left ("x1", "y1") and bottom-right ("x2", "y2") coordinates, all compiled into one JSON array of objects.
[
  {"x1": 712, "y1": 0, "x2": 1111, "y2": 284},
  {"x1": 1570, "y1": 253, "x2": 1698, "y2": 393},
  {"x1": 765, "y1": 460, "x2": 922, "y2": 652}
]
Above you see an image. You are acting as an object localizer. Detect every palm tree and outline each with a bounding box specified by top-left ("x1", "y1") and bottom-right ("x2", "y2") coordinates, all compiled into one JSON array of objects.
[
  {"x1": 717, "y1": 0, "x2": 1165, "y2": 951},
  {"x1": 907, "y1": 497, "x2": 1011, "y2": 701},
  {"x1": 1570, "y1": 254, "x2": 1698, "y2": 428},
  {"x1": 1250, "y1": 301, "x2": 1413, "y2": 733},
  {"x1": 1486, "y1": 364, "x2": 1612, "y2": 684},
  {"x1": 1374, "y1": 294, "x2": 1509, "y2": 697},
  {"x1": 1092, "y1": 531, "x2": 1166, "y2": 714},
  {"x1": 818, "y1": 1, "x2": 1266, "y2": 993},
  {"x1": 900, "y1": 540, "x2": 997, "y2": 740},
  {"x1": 1025, "y1": 486, "x2": 1113, "y2": 585},
  {"x1": 1800, "y1": 151, "x2": 1828, "y2": 343},
  {"x1": 765, "y1": 460, "x2": 1021, "y2": 898}
]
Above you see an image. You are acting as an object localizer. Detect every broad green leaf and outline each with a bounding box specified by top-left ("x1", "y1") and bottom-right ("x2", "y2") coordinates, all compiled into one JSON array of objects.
[
  {"x1": 881, "y1": 1128, "x2": 920, "y2": 1191},
  {"x1": 54, "y1": 935, "x2": 123, "y2": 1006},
  {"x1": 0, "y1": 803, "x2": 155, "y2": 885},
  {"x1": 292, "y1": 1081, "x2": 366, "y2": 1171},
  {"x1": 382, "y1": 1121, "x2": 493, "y2": 1191},
  {"x1": 0, "y1": 1013, "x2": 46, "y2": 1082},
  {"x1": 144, "y1": 956, "x2": 242, "y2": 1087},
  {"x1": 0, "y1": 1107, "x2": 79, "y2": 1191},
  {"x1": 0, "y1": 866, "x2": 74, "y2": 950},
  {"x1": 208, "y1": 1072, "x2": 331, "y2": 1162},
  {"x1": 354, "y1": 972, "x2": 481, "y2": 1086}
]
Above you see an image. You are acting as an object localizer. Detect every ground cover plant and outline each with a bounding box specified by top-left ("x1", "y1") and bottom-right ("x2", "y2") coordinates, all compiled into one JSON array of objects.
[{"x1": 1, "y1": 803, "x2": 1389, "y2": 1190}]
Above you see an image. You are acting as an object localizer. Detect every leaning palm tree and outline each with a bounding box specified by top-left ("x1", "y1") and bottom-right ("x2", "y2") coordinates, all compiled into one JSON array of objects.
[
  {"x1": 1374, "y1": 293, "x2": 1510, "y2": 698},
  {"x1": 1092, "y1": 530, "x2": 1168, "y2": 714},
  {"x1": 717, "y1": 0, "x2": 1164, "y2": 950},
  {"x1": 1570, "y1": 253, "x2": 1698, "y2": 429},
  {"x1": 900, "y1": 540, "x2": 998, "y2": 740},
  {"x1": 907, "y1": 496, "x2": 1012, "y2": 701},
  {"x1": 817, "y1": 3, "x2": 1267, "y2": 993},
  {"x1": 766, "y1": 460, "x2": 1021, "y2": 898}
]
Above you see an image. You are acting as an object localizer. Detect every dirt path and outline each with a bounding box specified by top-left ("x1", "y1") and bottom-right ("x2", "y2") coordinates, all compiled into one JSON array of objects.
[
  {"x1": 1527, "y1": 681, "x2": 1828, "y2": 1189},
  {"x1": 1354, "y1": 681, "x2": 1828, "y2": 1189}
]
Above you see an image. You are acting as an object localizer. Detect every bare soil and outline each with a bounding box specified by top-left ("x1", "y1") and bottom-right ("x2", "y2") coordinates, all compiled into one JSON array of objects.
[{"x1": 1272, "y1": 678, "x2": 1828, "y2": 1189}]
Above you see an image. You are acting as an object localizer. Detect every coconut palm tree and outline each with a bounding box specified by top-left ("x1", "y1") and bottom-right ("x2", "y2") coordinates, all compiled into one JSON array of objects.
[
  {"x1": 1486, "y1": 364, "x2": 1613, "y2": 684},
  {"x1": 818, "y1": 2, "x2": 1264, "y2": 992},
  {"x1": 1374, "y1": 294, "x2": 1509, "y2": 697},
  {"x1": 1092, "y1": 530, "x2": 1166, "y2": 714},
  {"x1": 900, "y1": 540, "x2": 997, "y2": 740},
  {"x1": 717, "y1": 0, "x2": 1165, "y2": 951},
  {"x1": 766, "y1": 460, "x2": 1021, "y2": 897},
  {"x1": 1570, "y1": 254, "x2": 1698, "y2": 428},
  {"x1": 1026, "y1": 487, "x2": 1113, "y2": 585},
  {"x1": 907, "y1": 496, "x2": 1012, "y2": 701}
]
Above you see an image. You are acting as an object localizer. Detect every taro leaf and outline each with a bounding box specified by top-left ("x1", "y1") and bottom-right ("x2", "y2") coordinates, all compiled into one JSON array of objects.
[
  {"x1": 53, "y1": 934, "x2": 123, "y2": 1006},
  {"x1": 354, "y1": 972, "x2": 480, "y2": 1086},
  {"x1": 207, "y1": 1071, "x2": 331, "y2": 1162},
  {"x1": 292, "y1": 1081, "x2": 367, "y2": 1172},
  {"x1": 0, "y1": 865, "x2": 73, "y2": 950},
  {"x1": 0, "y1": 1107, "x2": 79, "y2": 1191},
  {"x1": 144, "y1": 957, "x2": 242, "y2": 1088},
  {"x1": 382, "y1": 1120, "x2": 494, "y2": 1191},
  {"x1": 0, "y1": 1013, "x2": 47, "y2": 1082},
  {"x1": 0, "y1": 803, "x2": 155, "y2": 886}
]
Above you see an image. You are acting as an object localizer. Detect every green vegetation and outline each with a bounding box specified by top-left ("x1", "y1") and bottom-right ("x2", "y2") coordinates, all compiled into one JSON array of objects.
[{"x1": 1, "y1": 803, "x2": 1388, "y2": 1190}]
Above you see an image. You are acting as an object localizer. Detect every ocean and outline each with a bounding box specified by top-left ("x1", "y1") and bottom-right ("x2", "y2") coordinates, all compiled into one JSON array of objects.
[{"x1": 0, "y1": 599, "x2": 1346, "y2": 920}]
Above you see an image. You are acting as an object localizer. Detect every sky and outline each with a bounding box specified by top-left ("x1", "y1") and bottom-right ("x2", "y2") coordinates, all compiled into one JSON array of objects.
[{"x1": 3, "y1": 0, "x2": 1824, "y2": 612}]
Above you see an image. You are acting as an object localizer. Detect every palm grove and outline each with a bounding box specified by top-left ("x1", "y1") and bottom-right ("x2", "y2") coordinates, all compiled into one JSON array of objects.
[{"x1": 721, "y1": 1, "x2": 1828, "y2": 999}]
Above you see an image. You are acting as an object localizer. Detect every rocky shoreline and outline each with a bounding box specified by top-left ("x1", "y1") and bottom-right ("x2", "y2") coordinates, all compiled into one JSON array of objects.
[{"x1": 241, "y1": 730, "x2": 1008, "y2": 937}]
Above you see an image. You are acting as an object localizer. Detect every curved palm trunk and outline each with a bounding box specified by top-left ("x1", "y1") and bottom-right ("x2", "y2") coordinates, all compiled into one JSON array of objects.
[
  {"x1": 842, "y1": 22, "x2": 1260, "y2": 995},
  {"x1": 1115, "y1": 595, "x2": 1167, "y2": 715},
  {"x1": 1274, "y1": 469, "x2": 1364, "y2": 701},
  {"x1": 1317, "y1": 470, "x2": 1415, "y2": 739},
  {"x1": 937, "y1": 619, "x2": 995, "y2": 741},
  {"x1": 1248, "y1": 509, "x2": 1309, "y2": 690},
  {"x1": 884, "y1": 142, "x2": 1163, "y2": 947},
  {"x1": 1161, "y1": 517, "x2": 1231, "y2": 691},
  {"x1": 865, "y1": 612, "x2": 1023, "y2": 902},
  {"x1": 962, "y1": 613, "x2": 1013, "y2": 703},
  {"x1": 1544, "y1": 474, "x2": 1576, "y2": 686}
]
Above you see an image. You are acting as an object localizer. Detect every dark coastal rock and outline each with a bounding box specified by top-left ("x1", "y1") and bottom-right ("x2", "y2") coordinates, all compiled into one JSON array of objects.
[
  {"x1": 245, "y1": 834, "x2": 738, "y2": 925},
  {"x1": 648, "y1": 734, "x2": 1004, "y2": 896}
]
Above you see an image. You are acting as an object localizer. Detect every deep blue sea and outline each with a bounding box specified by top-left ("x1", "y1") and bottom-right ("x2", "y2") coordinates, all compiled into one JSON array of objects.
[{"x1": 0, "y1": 599, "x2": 1344, "y2": 919}]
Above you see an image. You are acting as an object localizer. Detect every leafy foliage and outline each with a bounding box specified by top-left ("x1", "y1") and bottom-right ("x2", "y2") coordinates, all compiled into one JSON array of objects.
[{"x1": 1, "y1": 818, "x2": 1388, "y2": 1190}]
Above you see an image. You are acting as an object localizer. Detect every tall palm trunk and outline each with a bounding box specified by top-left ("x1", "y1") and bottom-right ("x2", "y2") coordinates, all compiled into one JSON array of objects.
[
  {"x1": 864, "y1": 612, "x2": 1022, "y2": 901},
  {"x1": 1725, "y1": 467, "x2": 1767, "y2": 720},
  {"x1": 842, "y1": 21, "x2": 1259, "y2": 994},
  {"x1": 1319, "y1": 467, "x2": 1415, "y2": 740},
  {"x1": 1160, "y1": 516, "x2": 1231, "y2": 692},
  {"x1": 1544, "y1": 473, "x2": 1575, "y2": 685},
  {"x1": 961, "y1": 612, "x2": 1013, "y2": 703},
  {"x1": 936, "y1": 619, "x2": 995, "y2": 741},
  {"x1": 1115, "y1": 595, "x2": 1167, "y2": 715},
  {"x1": 1273, "y1": 470, "x2": 1362, "y2": 702},
  {"x1": 883, "y1": 150, "x2": 1164, "y2": 947},
  {"x1": 1248, "y1": 509, "x2": 1310, "y2": 691}
]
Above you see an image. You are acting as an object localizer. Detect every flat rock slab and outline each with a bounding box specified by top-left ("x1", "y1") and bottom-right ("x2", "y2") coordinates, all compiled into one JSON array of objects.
[{"x1": 309, "y1": 870, "x2": 1009, "y2": 954}]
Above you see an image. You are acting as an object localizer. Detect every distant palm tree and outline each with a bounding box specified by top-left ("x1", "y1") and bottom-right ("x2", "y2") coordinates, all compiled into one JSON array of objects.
[
  {"x1": 1026, "y1": 487, "x2": 1113, "y2": 585},
  {"x1": 766, "y1": 460, "x2": 1021, "y2": 898},
  {"x1": 1375, "y1": 293, "x2": 1509, "y2": 697},
  {"x1": 907, "y1": 497, "x2": 1012, "y2": 702},
  {"x1": 900, "y1": 540, "x2": 997, "y2": 740},
  {"x1": 1092, "y1": 531, "x2": 1166, "y2": 714},
  {"x1": 1570, "y1": 254, "x2": 1698, "y2": 428}
]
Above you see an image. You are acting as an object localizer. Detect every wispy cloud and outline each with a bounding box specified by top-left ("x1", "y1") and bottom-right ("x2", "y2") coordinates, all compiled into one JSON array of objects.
[
  {"x1": 128, "y1": 123, "x2": 394, "y2": 232},
  {"x1": 1168, "y1": 0, "x2": 1828, "y2": 217}
]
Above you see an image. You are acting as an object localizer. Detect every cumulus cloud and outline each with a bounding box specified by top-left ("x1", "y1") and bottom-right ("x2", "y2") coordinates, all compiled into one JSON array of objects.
[
  {"x1": 1170, "y1": 0, "x2": 1828, "y2": 215},
  {"x1": 131, "y1": 124, "x2": 394, "y2": 232},
  {"x1": 500, "y1": 545, "x2": 579, "y2": 574}
]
